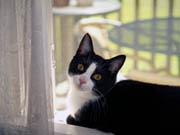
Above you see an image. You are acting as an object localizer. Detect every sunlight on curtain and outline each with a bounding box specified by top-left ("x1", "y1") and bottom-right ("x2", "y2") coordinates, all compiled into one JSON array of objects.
[{"x1": 0, "y1": 0, "x2": 55, "y2": 135}]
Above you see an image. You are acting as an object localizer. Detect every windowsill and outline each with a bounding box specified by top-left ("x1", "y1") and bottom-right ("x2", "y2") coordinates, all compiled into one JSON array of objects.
[
  {"x1": 54, "y1": 110, "x2": 113, "y2": 135},
  {"x1": 54, "y1": 122, "x2": 113, "y2": 135},
  {"x1": 54, "y1": 109, "x2": 113, "y2": 135}
]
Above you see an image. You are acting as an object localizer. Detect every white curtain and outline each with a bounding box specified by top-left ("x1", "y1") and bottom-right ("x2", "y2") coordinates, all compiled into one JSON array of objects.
[{"x1": 0, "y1": 0, "x2": 55, "y2": 135}]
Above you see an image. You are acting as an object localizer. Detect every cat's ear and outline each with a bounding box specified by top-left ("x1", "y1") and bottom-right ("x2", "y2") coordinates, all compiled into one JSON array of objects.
[
  {"x1": 76, "y1": 33, "x2": 94, "y2": 56},
  {"x1": 108, "y1": 55, "x2": 126, "y2": 74}
]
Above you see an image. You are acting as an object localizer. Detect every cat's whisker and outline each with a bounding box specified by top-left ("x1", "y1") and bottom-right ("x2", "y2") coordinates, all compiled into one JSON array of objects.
[
  {"x1": 93, "y1": 88, "x2": 104, "y2": 97},
  {"x1": 92, "y1": 88, "x2": 108, "y2": 119}
]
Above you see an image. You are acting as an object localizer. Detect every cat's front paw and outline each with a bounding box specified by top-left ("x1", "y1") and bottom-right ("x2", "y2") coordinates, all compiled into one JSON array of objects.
[{"x1": 66, "y1": 115, "x2": 78, "y2": 125}]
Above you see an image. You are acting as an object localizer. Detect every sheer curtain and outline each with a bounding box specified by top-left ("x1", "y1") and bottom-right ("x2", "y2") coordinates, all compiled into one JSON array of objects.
[{"x1": 0, "y1": 0, "x2": 55, "y2": 135}]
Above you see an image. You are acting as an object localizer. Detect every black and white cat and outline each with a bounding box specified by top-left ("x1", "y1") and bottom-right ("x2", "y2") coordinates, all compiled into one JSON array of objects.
[{"x1": 66, "y1": 33, "x2": 180, "y2": 134}]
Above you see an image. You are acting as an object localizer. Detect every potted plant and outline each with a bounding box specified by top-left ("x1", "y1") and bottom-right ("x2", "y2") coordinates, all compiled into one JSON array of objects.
[{"x1": 53, "y1": 0, "x2": 70, "y2": 7}]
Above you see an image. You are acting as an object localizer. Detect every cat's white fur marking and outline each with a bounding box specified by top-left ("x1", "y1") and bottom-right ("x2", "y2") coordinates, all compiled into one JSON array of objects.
[
  {"x1": 116, "y1": 73, "x2": 127, "y2": 82},
  {"x1": 67, "y1": 63, "x2": 98, "y2": 118}
]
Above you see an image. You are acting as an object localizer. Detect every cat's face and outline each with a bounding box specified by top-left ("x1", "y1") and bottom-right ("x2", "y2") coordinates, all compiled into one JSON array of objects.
[{"x1": 68, "y1": 33, "x2": 126, "y2": 96}]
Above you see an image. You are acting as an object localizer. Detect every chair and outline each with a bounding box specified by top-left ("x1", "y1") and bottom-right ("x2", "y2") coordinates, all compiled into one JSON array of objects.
[{"x1": 74, "y1": 0, "x2": 180, "y2": 85}]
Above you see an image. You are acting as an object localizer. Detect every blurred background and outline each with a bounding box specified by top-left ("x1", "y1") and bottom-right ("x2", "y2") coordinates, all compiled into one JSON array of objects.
[{"x1": 53, "y1": 0, "x2": 180, "y2": 122}]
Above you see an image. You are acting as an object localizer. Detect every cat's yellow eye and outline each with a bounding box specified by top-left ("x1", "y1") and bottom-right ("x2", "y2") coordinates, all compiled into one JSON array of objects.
[
  {"x1": 93, "y1": 74, "x2": 102, "y2": 81},
  {"x1": 77, "y1": 64, "x2": 84, "y2": 71}
]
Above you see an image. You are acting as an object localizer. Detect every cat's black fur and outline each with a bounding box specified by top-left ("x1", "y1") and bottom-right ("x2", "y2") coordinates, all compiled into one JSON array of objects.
[{"x1": 67, "y1": 33, "x2": 180, "y2": 134}]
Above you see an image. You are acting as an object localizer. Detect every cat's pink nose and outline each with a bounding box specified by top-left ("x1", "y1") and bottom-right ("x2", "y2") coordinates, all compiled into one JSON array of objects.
[{"x1": 79, "y1": 78, "x2": 86, "y2": 85}]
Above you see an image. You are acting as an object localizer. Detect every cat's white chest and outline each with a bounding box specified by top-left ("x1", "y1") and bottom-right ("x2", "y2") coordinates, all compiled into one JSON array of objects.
[{"x1": 66, "y1": 88, "x2": 96, "y2": 118}]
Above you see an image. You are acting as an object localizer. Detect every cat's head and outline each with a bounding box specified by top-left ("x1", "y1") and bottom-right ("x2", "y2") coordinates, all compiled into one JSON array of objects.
[{"x1": 68, "y1": 33, "x2": 126, "y2": 96}]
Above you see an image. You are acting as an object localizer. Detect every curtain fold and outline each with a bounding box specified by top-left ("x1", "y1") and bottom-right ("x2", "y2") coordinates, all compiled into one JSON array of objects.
[{"x1": 0, "y1": 0, "x2": 55, "y2": 135}]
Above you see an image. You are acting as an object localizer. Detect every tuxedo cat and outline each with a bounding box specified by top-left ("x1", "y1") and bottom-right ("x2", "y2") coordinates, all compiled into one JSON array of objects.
[{"x1": 66, "y1": 33, "x2": 180, "y2": 134}]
